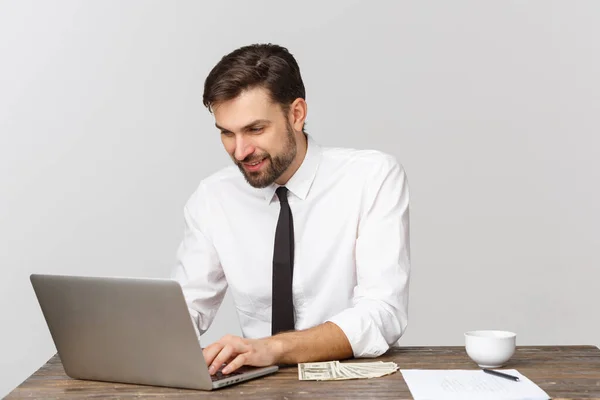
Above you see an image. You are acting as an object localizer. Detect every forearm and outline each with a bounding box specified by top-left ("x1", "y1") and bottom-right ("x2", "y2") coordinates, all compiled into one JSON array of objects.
[{"x1": 269, "y1": 322, "x2": 353, "y2": 365}]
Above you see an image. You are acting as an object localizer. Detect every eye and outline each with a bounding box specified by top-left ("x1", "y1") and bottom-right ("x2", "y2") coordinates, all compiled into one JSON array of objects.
[
  {"x1": 250, "y1": 127, "x2": 263, "y2": 133},
  {"x1": 220, "y1": 131, "x2": 234, "y2": 137}
]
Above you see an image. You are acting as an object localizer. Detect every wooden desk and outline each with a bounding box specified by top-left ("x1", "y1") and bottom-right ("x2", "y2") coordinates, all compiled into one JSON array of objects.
[{"x1": 6, "y1": 346, "x2": 600, "y2": 399}]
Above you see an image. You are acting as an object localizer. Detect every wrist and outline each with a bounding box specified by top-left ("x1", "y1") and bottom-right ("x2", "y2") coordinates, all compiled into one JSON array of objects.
[{"x1": 267, "y1": 335, "x2": 287, "y2": 364}]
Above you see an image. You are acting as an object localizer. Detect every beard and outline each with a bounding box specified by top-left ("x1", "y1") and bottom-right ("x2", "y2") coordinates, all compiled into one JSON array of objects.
[{"x1": 235, "y1": 121, "x2": 297, "y2": 188}]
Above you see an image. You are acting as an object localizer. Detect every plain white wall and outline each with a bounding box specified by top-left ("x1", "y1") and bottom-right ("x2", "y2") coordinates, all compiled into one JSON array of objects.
[{"x1": 1, "y1": 0, "x2": 599, "y2": 396}]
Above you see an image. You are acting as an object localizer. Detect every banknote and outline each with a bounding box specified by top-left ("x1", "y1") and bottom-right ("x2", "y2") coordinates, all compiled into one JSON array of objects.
[
  {"x1": 298, "y1": 361, "x2": 398, "y2": 381},
  {"x1": 297, "y1": 361, "x2": 339, "y2": 380}
]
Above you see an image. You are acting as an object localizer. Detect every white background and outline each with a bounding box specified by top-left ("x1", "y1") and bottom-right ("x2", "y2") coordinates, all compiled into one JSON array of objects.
[{"x1": 1, "y1": 0, "x2": 599, "y2": 396}]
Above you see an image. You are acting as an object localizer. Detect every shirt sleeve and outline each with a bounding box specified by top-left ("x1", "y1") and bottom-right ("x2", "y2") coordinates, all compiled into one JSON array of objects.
[
  {"x1": 170, "y1": 182, "x2": 227, "y2": 338},
  {"x1": 327, "y1": 155, "x2": 411, "y2": 357}
]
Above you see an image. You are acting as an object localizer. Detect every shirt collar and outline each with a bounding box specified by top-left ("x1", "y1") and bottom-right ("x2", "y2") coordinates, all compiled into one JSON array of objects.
[{"x1": 259, "y1": 133, "x2": 322, "y2": 204}]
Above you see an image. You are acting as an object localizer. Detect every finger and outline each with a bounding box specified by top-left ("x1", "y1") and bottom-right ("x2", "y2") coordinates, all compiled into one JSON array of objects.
[
  {"x1": 210, "y1": 344, "x2": 239, "y2": 375},
  {"x1": 211, "y1": 338, "x2": 249, "y2": 371},
  {"x1": 224, "y1": 354, "x2": 238, "y2": 365},
  {"x1": 202, "y1": 342, "x2": 225, "y2": 370},
  {"x1": 222, "y1": 353, "x2": 248, "y2": 374}
]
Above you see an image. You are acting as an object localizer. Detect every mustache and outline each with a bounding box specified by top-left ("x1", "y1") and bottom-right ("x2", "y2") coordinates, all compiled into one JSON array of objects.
[{"x1": 238, "y1": 154, "x2": 270, "y2": 164}]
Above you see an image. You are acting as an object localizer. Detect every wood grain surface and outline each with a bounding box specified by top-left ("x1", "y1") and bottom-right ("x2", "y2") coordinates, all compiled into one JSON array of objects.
[{"x1": 6, "y1": 346, "x2": 600, "y2": 399}]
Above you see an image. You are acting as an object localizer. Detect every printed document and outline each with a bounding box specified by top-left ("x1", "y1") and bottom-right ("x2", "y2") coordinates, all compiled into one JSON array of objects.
[{"x1": 400, "y1": 369, "x2": 549, "y2": 400}]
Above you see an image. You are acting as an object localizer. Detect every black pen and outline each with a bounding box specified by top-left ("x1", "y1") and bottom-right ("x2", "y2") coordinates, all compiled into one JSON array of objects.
[{"x1": 483, "y1": 369, "x2": 520, "y2": 382}]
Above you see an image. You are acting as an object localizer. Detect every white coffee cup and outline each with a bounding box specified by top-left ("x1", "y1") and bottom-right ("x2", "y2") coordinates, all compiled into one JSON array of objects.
[{"x1": 464, "y1": 330, "x2": 516, "y2": 368}]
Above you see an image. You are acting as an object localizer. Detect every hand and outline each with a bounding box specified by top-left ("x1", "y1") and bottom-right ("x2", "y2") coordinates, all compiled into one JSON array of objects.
[{"x1": 203, "y1": 334, "x2": 283, "y2": 375}]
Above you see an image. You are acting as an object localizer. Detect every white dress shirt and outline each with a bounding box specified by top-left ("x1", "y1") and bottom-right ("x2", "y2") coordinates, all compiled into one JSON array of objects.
[{"x1": 171, "y1": 134, "x2": 410, "y2": 357}]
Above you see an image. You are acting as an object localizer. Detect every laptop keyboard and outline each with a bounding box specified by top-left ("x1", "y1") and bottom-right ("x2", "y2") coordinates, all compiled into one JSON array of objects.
[{"x1": 211, "y1": 368, "x2": 246, "y2": 382}]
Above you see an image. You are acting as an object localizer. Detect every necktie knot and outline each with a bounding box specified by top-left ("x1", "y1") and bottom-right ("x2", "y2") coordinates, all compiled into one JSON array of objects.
[{"x1": 276, "y1": 186, "x2": 289, "y2": 204}]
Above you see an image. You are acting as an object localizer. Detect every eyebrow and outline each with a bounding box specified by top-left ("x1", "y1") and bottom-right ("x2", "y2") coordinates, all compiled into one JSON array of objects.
[{"x1": 215, "y1": 119, "x2": 271, "y2": 133}]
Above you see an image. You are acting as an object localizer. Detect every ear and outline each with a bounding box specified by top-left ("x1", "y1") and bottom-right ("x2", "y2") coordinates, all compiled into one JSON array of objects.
[{"x1": 289, "y1": 98, "x2": 307, "y2": 132}]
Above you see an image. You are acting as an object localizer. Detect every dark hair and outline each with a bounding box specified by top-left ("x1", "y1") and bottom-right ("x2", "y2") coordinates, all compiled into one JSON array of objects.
[{"x1": 203, "y1": 43, "x2": 306, "y2": 119}]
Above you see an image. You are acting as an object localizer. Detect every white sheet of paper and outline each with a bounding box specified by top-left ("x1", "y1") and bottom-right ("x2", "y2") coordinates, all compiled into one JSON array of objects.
[{"x1": 400, "y1": 369, "x2": 550, "y2": 400}]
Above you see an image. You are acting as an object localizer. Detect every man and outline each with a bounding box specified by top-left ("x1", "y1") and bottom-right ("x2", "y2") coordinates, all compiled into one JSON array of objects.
[{"x1": 171, "y1": 43, "x2": 410, "y2": 376}]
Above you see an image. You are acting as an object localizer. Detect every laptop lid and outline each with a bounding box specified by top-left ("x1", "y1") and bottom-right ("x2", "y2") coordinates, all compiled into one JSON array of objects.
[{"x1": 29, "y1": 274, "x2": 277, "y2": 391}]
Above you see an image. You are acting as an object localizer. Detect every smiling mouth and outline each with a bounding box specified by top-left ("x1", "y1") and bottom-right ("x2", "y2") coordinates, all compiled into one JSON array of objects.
[{"x1": 242, "y1": 158, "x2": 267, "y2": 171}]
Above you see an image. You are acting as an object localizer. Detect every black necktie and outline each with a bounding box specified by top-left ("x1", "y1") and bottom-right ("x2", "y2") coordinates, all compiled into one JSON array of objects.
[{"x1": 271, "y1": 186, "x2": 295, "y2": 335}]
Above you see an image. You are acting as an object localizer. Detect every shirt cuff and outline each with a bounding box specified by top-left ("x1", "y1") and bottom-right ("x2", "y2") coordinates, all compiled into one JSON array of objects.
[{"x1": 326, "y1": 306, "x2": 392, "y2": 358}]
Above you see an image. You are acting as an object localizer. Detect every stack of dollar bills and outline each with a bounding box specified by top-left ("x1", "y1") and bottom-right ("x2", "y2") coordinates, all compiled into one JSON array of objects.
[{"x1": 298, "y1": 360, "x2": 399, "y2": 380}]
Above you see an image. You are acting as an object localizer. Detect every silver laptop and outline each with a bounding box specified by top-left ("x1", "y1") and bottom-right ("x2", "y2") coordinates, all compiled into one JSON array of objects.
[{"x1": 30, "y1": 274, "x2": 278, "y2": 390}]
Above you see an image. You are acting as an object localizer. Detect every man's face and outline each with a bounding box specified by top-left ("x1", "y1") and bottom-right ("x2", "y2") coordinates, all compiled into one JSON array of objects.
[{"x1": 213, "y1": 87, "x2": 297, "y2": 188}]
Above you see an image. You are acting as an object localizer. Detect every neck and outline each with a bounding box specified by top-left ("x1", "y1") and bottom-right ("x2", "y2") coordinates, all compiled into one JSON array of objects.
[{"x1": 275, "y1": 133, "x2": 308, "y2": 186}]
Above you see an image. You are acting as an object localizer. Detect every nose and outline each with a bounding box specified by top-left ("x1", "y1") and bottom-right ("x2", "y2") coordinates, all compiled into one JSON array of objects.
[{"x1": 233, "y1": 135, "x2": 255, "y2": 161}]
